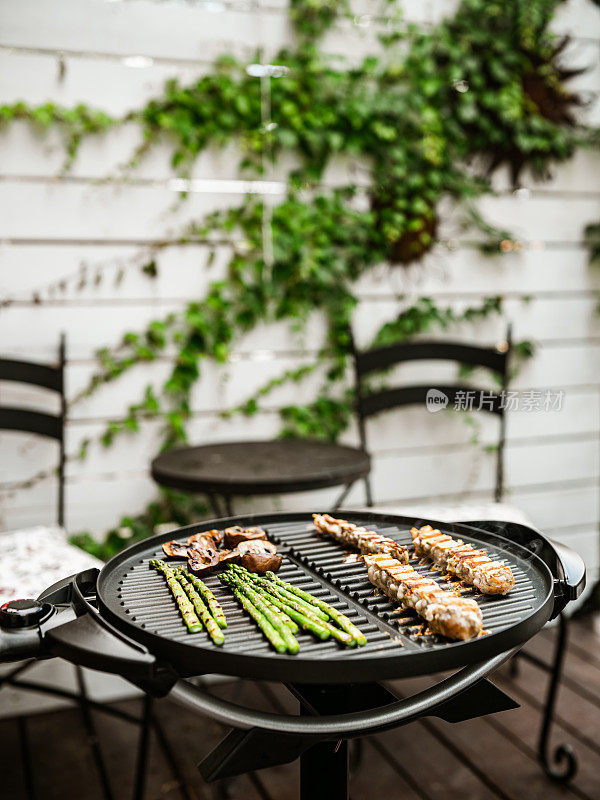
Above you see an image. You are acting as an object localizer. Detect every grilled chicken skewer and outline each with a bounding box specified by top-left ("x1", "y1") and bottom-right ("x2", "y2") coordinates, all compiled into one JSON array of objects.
[
  {"x1": 364, "y1": 554, "x2": 483, "y2": 640},
  {"x1": 313, "y1": 513, "x2": 409, "y2": 563},
  {"x1": 411, "y1": 525, "x2": 515, "y2": 595}
]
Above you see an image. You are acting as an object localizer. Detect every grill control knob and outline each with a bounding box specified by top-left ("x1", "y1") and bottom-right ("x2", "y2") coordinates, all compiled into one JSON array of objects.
[{"x1": 0, "y1": 599, "x2": 50, "y2": 629}]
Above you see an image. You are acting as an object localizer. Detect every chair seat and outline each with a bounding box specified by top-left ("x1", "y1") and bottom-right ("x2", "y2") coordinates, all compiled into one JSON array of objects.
[
  {"x1": 151, "y1": 439, "x2": 371, "y2": 496},
  {"x1": 0, "y1": 526, "x2": 103, "y2": 605}
]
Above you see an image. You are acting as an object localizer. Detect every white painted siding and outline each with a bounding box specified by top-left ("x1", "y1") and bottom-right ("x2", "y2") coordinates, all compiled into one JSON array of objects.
[{"x1": 0, "y1": 0, "x2": 599, "y2": 583}]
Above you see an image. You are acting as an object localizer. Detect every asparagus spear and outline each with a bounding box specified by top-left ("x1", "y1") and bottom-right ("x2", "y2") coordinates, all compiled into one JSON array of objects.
[
  {"x1": 231, "y1": 573, "x2": 330, "y2": 641},
  {"x1": 259, "y1": 593, "x2": 298, "y2": 633},
  {"x1": 266, "y1": 571, "x2": 368, "y2": 646},
  {"x1": 218, "y1": 573, "x2": 286, "y2": 654},
  {"x1": 149, "y1": 559, "x2": 202, "y2": 634},
  {"x1": 231, "y1": 566, "x2": 329, "y2": 621},
  {"x1": 224, "y1": 572, "x2": 299, "y2": 654},
  {"x1": 261, "y1": 585, "x2": 354, "y2": 646},
  {"x1": 226, "y1": 567, "x2": 296, "y2": 631},
  {"x1": 175, "y1": 571, "x2": 225, "y2": 646},
  {"x1": 235, "y1": 570, "x2": 356, "y2": 646},
  {"x1": 253, "y1": 586, "x2": 332, "y2": 641},
  {"x1": 176, "y1": 569, "x2": 227, "y2": 629}
]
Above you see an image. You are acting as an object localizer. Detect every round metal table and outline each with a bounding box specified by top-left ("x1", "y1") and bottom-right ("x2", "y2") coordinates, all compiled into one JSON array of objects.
[{"x1": 151, "y1": 439, "x2": 371, "y2": 515}]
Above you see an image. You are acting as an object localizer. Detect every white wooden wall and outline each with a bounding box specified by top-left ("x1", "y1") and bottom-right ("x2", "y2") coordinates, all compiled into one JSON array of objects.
[{"x1": 0, "y1": 0, "x2": 599, "y2": 580}]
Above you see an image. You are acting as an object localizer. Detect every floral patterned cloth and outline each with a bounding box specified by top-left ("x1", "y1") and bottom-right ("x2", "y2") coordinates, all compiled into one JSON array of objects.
[{"x1": 0, "y1": 526, "x2": 103, "y2": 605}]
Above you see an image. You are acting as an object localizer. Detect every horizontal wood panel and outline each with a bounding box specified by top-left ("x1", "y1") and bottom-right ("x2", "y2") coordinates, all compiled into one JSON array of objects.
[
  {"x1": 511, "y1": 341, "x2": 600, "y2": 390},
  {"x1": 3, "y1": 126, "x2": 600, "y2": 195},
  {"x1": 509, "y1": 483, "x2": 600, "y2": 531},
  {"x1": 2, "y1": 283, "x2": 599, "y2": 363},
  {"x1": 3, "y1": 0, "x2": 596, "y2": 65},
  {"x1": 0, "y1": 181, "x2": 248, "y2": 241},
  {"x1": 1, "y1": 180, "x2": 597, "y2": 242},
  {"x1": 0, "y1": 0, "x2": 410, "y2": 65},
  {"x1": 447, "y1": 195, "x2": 600, "y2": 244},
  {"x1": 353, "y1": 295, "x2": 600, "y2": 346},
  {"x1": 377, "y1": 481, "x2": 600, "y2": 531},
  {"x1": 2, "y1": 243, "x2": 600, "y2": 306},
  {"x1": 357, "y1": 245, "x2": 600, "y2": 297},
  {"x1": 1, "y1": 294, "x2": 598, "y2": 367}
]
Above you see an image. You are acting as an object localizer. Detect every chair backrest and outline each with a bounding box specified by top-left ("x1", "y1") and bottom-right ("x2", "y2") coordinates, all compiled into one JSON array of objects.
[
  {"x1": 352, "y1": 325, "x2": 512, "y2": 504},
  {"x1": 0, "y1": 334, "x2": 66, "y2": 526}
]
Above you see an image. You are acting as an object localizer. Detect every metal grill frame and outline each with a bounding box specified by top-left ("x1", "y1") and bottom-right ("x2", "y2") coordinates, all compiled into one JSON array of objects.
[{"x1": 96, "y1": 510, "x2": 555, "y2": 684}]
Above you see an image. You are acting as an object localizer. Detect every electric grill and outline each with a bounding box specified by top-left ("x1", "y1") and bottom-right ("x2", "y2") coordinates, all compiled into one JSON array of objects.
[{"x1": 0, "y1": 511, "x2": 585, "y2": 800}]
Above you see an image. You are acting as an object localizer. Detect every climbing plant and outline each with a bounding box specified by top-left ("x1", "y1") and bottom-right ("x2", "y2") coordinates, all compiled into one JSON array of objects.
[{"x1": 1, "y1": 0, "x2": 596, "y2": 553}]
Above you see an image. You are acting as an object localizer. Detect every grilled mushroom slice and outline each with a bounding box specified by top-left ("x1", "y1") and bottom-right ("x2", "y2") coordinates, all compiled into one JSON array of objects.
[
  {"x1": 236, "y1": 540, "x2": 282, "y2": 573},
  {"x1": 224, "y1": 526, "x2": 267, "y2": 548},
  {"x1": 162, "y1": 541, "x2": 190, "y2": 559},
  {"x1": 218, "y1": 549, "x2": 241, "y2": 565},
  {"x1": 187, "y1": 530, "x2": 223, "y2": 550},
  {"x1": 187, "y1": 546, "x2": 221, "y2": 576}
]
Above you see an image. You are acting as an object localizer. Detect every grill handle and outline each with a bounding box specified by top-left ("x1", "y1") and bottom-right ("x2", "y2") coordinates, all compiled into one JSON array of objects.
[
  {"x1": 171, "y1": 648, "x2": 516, "y2": 739},
  {"x1": 41, "y1": 570, "x2": 177, "y2": 696},
  {"x1": 549, "y1": 537, "x2": 586, "y2": 603}
]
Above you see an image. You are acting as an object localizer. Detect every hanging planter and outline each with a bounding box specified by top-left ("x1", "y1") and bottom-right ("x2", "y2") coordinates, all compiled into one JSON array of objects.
[{"x1": 370, "y1": 192, "x2": 437, "y2": 266}]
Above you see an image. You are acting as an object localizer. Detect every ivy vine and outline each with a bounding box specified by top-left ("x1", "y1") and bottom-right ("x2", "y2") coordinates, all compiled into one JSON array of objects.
[{"x1": 1, "y1": 0, "x2": 596, "y2": 554}]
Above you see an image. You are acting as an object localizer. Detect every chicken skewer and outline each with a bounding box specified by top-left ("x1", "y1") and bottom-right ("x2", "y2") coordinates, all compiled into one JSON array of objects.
[
  {"x1": 313, "y1": 513, "x2": 409, "y2": 564},
  {"x1": 411, "y1": 525, "x2": 515, "y2": 595},
  {"x1": 364, "y1": 554, "x2": 483, "y2": 640}
]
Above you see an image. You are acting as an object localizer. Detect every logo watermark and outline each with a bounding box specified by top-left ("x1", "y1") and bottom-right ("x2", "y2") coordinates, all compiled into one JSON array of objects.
[
  {"x1": 425, "y1": 389, "x2": 564, "y2": 413},
  {"x1": 426, "y1": 388, "x2": 449, "y2": 412}
]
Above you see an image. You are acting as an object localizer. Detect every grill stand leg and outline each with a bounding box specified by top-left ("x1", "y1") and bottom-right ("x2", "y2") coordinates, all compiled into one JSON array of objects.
[
  {"x1": 296, "y1": 684, "x2": 372, "y2": 800},
  {"x1": 537, "y1": 614, "x2": 577, "y2": 783},
  {"x1": 75, "y1": 665, "x2": 115, "y2": 800},
  {"x1": 510, "y1": 614, "x2": 577, "y2": 783},
  {"x1": 18, "y1": 716, "x2": 35, "y2": 800},
  {"x1": 197, "y1": 679, "x2": 518, "y2": 790},
  {"x1": 300, "y1": 739, "x2": 348, "y2": 800},
  {"x1": 133, "y1": 695, "x2": 153, "y2": 800}
]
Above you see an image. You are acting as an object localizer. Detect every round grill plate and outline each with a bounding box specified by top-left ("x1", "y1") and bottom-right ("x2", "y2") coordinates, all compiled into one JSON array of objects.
[{"x1": 97, "y1": 511, "x2": 554, "y2": 683}]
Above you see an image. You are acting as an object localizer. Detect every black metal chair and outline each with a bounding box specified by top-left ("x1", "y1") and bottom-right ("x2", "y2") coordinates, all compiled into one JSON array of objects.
[
  {"x1": 0, "y1": 336, "x2": 115, "y2": 800},
  {"x1": 0, "y1": 336, "x2": 67, "y2": 525},
  {"x1": 0, "y1": 338, "x2": 214, "y2": 800},
  {"x1": 352, "y1": 326, "x2": 512, "y2": 505}
]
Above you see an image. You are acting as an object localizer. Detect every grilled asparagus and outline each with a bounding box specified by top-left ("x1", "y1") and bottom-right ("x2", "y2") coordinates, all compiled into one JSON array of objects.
[
  {"x1": 177, "y1": 569, "x2": 228, "y2": 627},
  {"x1": 234, "y1": 567, "x2": 356, "y2": 647},
  {"x1": 174, "y1": 570, "x2": 225, "y2": 645},
  {"x1": 224, "y1": 571, "x2": 300, "y2": 654},
  {"x1": 218, "y1": 572, "x2": 287, "y2": 653},
  {"x1": 149, "y1": 559, "x2": 202, "y2": 634},
  {"x1": 264, "y1": 571, "x2": 367, "y2": 646}
]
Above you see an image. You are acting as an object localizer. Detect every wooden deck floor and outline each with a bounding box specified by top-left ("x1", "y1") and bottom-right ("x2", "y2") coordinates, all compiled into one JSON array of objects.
[{"x1": 2, "y1": 616, "x2": 600, "y2": 800}]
